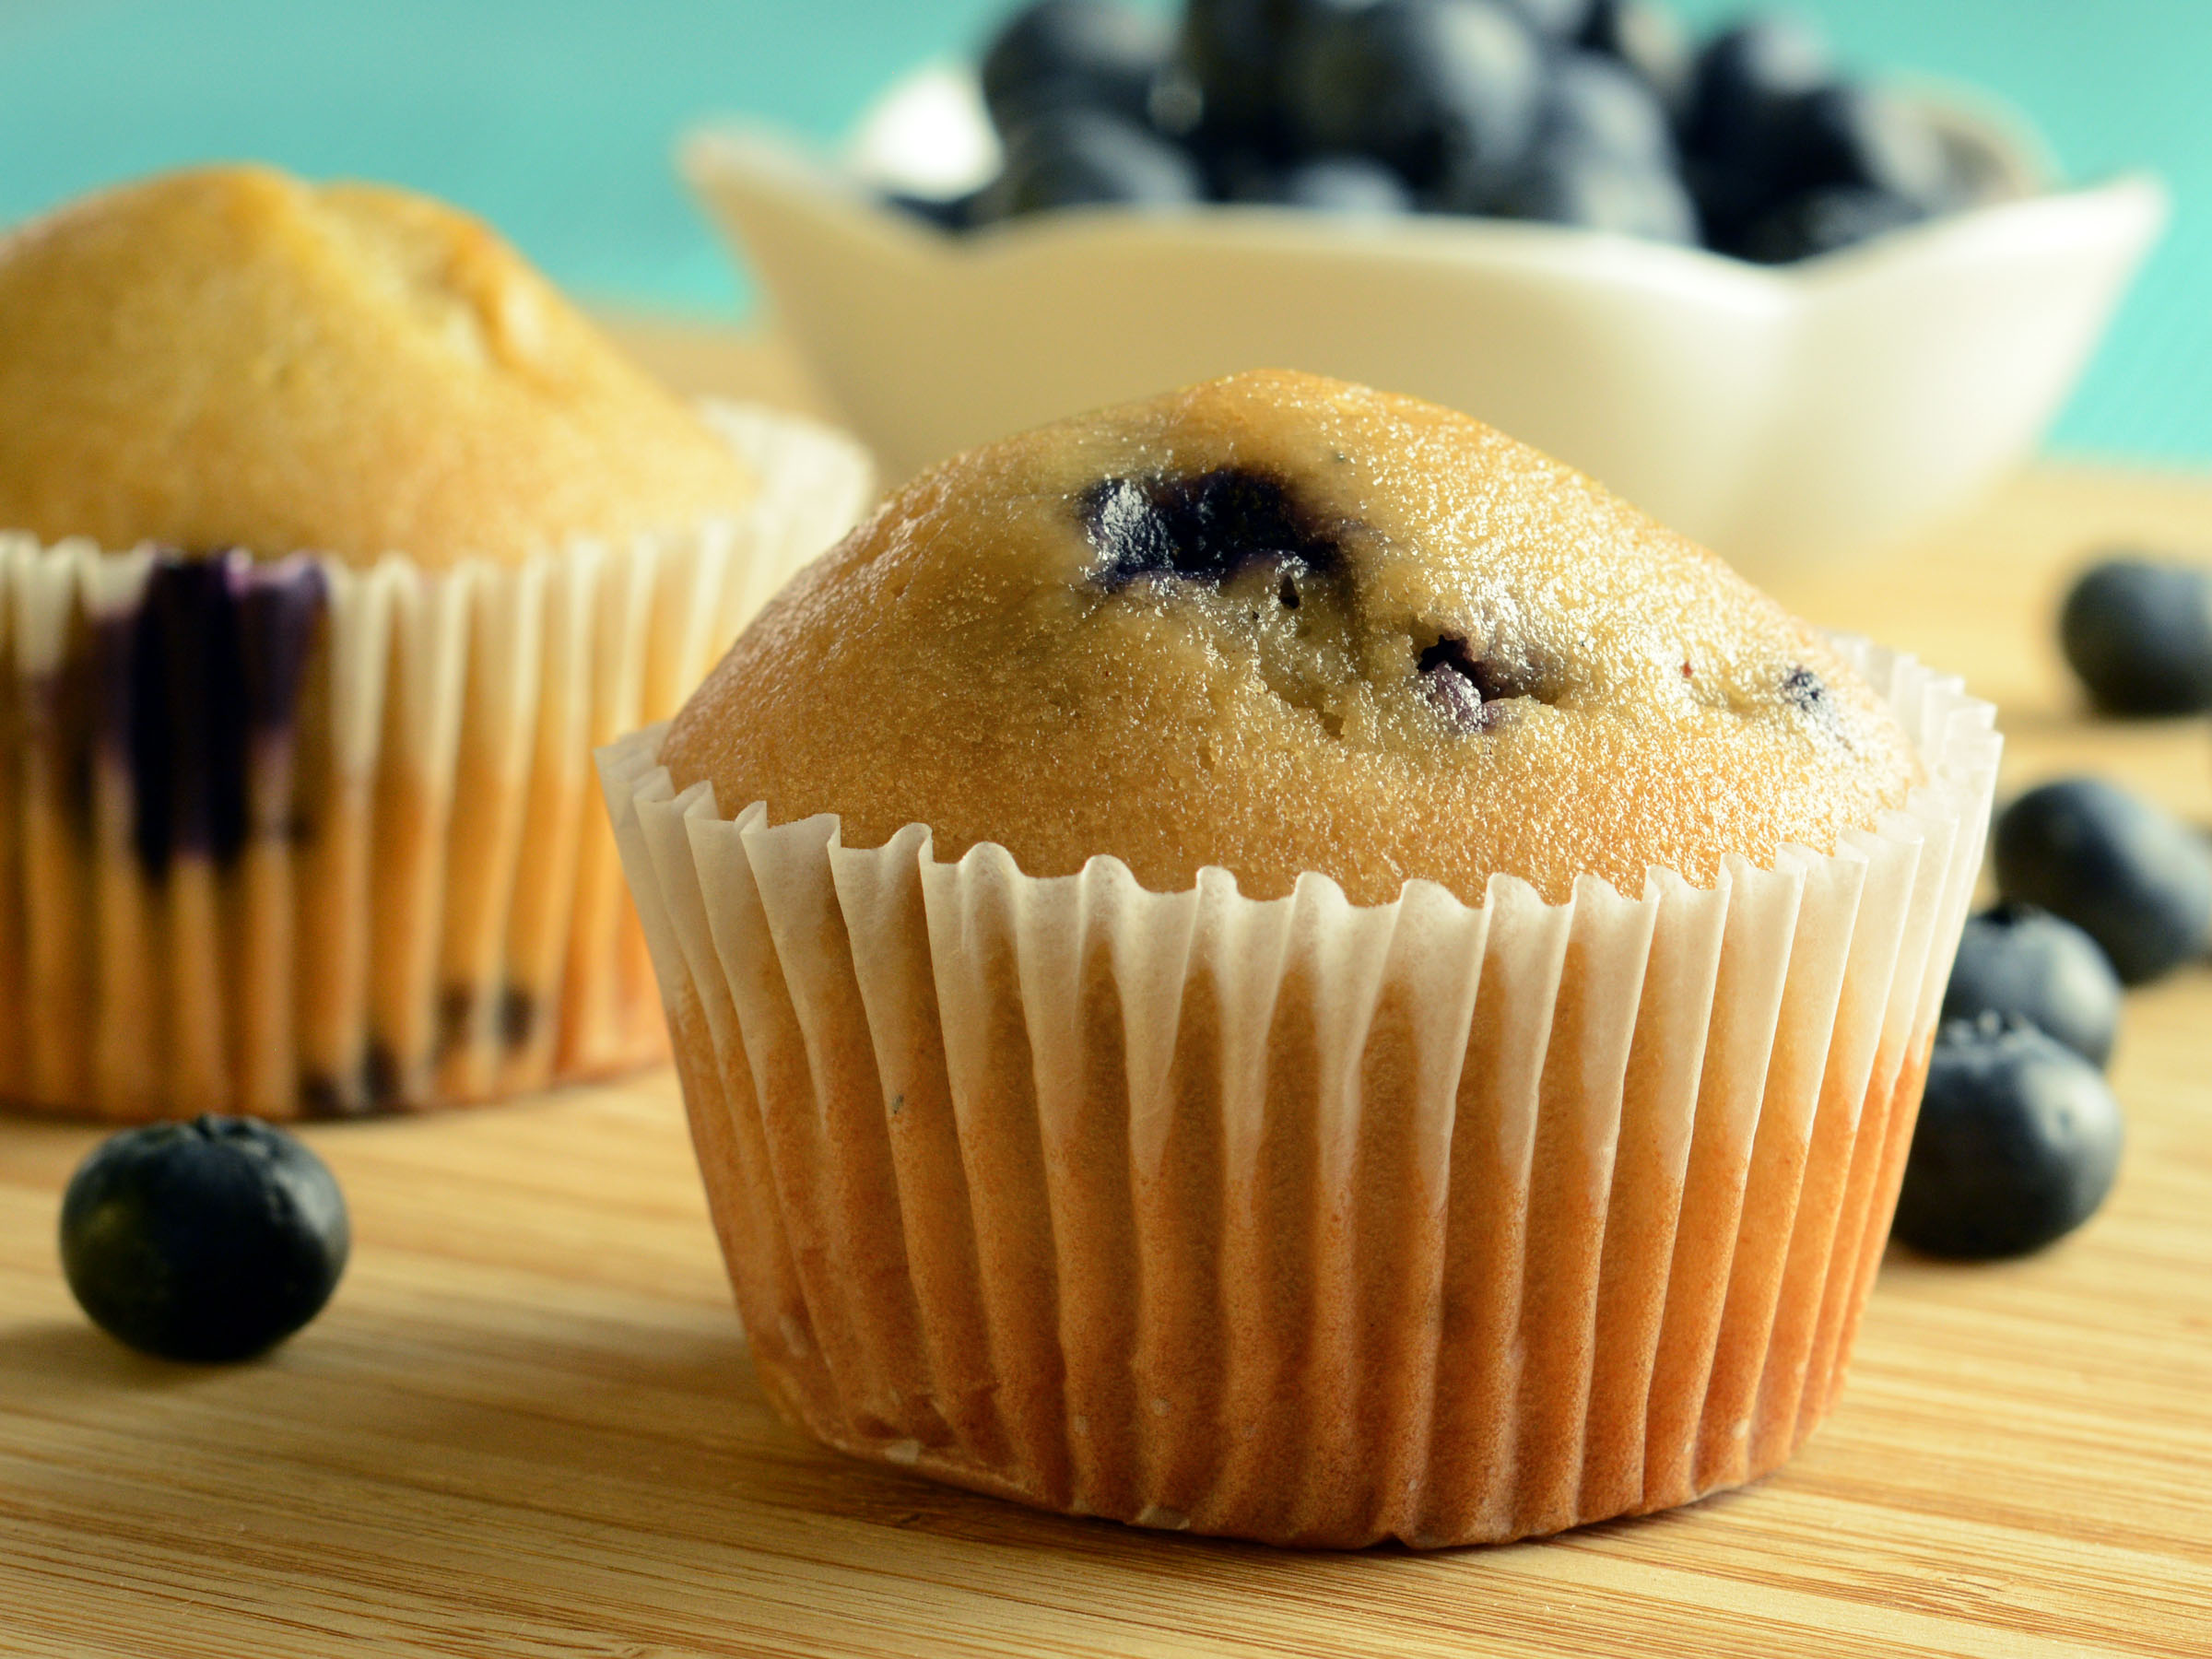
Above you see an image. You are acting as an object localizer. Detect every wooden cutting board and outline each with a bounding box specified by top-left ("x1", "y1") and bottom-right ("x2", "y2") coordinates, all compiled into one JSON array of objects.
[{"x1": 2, "y1": 329, "x2": 2208, "y2": 1658}]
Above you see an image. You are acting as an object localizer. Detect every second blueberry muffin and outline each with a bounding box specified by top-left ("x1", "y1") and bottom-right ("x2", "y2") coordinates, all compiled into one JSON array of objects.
[{"x1": 0, "y1": 165, "x2": 873, "y2": 1118}]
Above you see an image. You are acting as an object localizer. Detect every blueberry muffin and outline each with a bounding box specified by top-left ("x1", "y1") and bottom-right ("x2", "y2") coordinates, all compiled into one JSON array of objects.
[
  {"x1": 605, "y1": 370, "x2": 1998, "y2": 1547},
  {"x1": 0, "y1": 165, "x2": 873, "y2": 1119}
]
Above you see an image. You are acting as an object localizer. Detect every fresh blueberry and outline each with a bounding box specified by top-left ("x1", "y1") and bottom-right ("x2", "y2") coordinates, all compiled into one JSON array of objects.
[
  {"x1": 2058, "y1": 557, "x2": 2212, "y2": 716},
  {"x1": 1178, "y1": 0, "x2": 1335, "y2": 151},
  {"x1": 1579, "y1": 0, "x2": 1693, "y2": 118},
  {"x1": 1681, "y1": 12, "x2": 1832, "y2": 162},
  {"x1": 1485, "y1": 146, "x2": 1698, "y2": 241},
  {"x1": 971, "y1": 109, "x2": 1206, "y2": 220},
  {"x1": 1678, "y1": 13, "x2": 1834, "y2": 242},
  {"x1": 1284, "y1": 0, "x2": 1547, "y2": 194},
  {"x1": 1942, "y1": 902, "x2": 2124, "y2": 1069},
  {"x1": 1203, "y1": 145, "x2": 1280, "y2": 202},
  {"x1": 1500, "y1": 0, "x2": 1597, "y2": 38},
  {"x1": 884, "y1": 187, "x2": 982, "y2": 231},
  {"x1": 1992, "y1": 778, "x2": 2212, "y2": 986},
  {"x1": 1535, "y1": 51, "x2": 1678, "y2": 171},
  {"x1": 1768, "y1": 82, "x2": 1949, "y2": 207},
  {"x1": 1892, "y1": 1013, "x2": 2124, "y2": 1261},
  {"x1": 1733, "y1": 183, "x2": 1926, "y2": 263},
  {"x1": 60, "y1": 1115, "x2": 349, "y2": 1362},
  {"x1": 980, "y1": 0, "x2": 1174, "y2": 135},
  {"x1": 1272, "y1": 155, "x2": 1418, "y2": 212}
]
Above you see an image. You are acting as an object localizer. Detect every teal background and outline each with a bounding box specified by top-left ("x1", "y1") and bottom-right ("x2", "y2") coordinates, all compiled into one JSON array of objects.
[{"x1": 0, "y1": 2, "x2": 2194, "y2": 461}]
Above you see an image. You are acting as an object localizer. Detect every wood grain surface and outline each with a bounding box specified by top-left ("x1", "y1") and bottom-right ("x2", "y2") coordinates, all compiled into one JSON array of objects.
[{"x1": 2, "y1": 330, "x2": 2209, "y2": 1657}]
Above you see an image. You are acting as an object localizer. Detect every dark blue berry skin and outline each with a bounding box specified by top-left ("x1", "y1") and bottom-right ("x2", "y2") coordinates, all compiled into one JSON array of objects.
[
  {"x1": 1486, "y1": 147, "x2": 1698, "y2": 241},
  {"x1": 2058, "y1": 558, "x2": 2212, "y2": 716},
  {"x1": 1892, "y1": 1014, "x2": 2123, "y2": 1261},
  {"x1": 1178, "y1": 0, "x2": 1340, "y2": 153},
  {"x1": 972, "y1": 109, "x2": 1206, "y2": 221},
  {"x1": 885, "y1": 188, "x2": 982, "y2": 232},
  {"x1": 1678, "y1": 13, "x2": 1833, "y2": 243},
  {"x1": 1942, "y1": 902, "x2": 2124, "y2": 1069},
  {"x1": 1579, "y1": 0, "x2": 1693, "y2": 118},
  {"x1": 1992, "y1": 779, "x2": 2212, "y2": 986},
  {"x1": 1681, "y1": 12, "x2": 1831, "y2": 162},
  {"x1": 1734, "y1": 183, "x2": 1926, "y2": 264},
  {"x1": 1272, "y1": 155, "x2": 1418, "y2": 213},
  {"x1": 1284, "y1": 0, "x2": 1546, "y2": 194},
  {"x1": 980, "y1": 0, "x2": 1173, "y2": 135},
  {"x1": 60, "y1": 1116, "x2": 349, "y2": 1362},
  {"x1": 1771, "y1": 83, "x2": 1948, "y2": 208},
  {"x1": 1539, "y1": 51, "x2": 1677, "y2": 171},
  {"x1": 1500, "y1": 0, "x2": 1596, "y2": 39}
]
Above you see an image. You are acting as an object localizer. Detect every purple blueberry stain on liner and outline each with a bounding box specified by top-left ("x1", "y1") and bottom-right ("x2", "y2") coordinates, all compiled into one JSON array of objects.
[
  {"x1": 435, "y1": 983, "x2": 545, "y2": 1067},
  {"x1": 94, "y1": 550, "x2": 329, "y2": 879}
]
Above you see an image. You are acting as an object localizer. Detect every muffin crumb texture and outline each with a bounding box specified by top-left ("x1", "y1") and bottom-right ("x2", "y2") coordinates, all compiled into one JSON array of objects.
[
  {"x1": 0, "y1": 164, "x2": 756, "y2": 566},
  {"x1": 667, "y1": 369, "x2": 1920, "y2": 904}
]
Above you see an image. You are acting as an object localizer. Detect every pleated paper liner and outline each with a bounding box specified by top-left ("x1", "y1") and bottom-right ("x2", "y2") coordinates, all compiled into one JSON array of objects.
[
  {"x1": 0, "y1": 401, "x2": 874, "y2": 1120},
  {"x1": 603, "y1": 637, "x2": 1998, "y2": 1548}
]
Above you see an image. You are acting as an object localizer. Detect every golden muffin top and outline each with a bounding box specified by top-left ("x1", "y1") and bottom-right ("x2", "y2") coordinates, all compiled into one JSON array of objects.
[
  {"x1": 665, "y1": 371, "x2": 1919, "y2": 905},
  {"x1": 0, "y1": 164, "x2": 756, "y2": 568}
]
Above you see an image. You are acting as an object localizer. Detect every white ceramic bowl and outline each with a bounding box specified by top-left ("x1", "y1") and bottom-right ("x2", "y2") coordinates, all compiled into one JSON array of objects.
[{"x1": 686, "y1": 69, "x2": 2166, "y2": 576}]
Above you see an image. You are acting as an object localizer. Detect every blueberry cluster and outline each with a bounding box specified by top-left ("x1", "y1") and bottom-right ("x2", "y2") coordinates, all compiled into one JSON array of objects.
[
  {"x1": 901, "y1": 0, "x2": 1970, "y2": 263},
  {"x1": 1904, "y1": 555, "x2": 2212, "y2": 1261}
]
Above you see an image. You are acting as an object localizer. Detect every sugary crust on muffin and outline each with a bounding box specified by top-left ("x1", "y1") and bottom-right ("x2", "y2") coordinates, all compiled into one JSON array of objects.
[
  {"x1": 665, "y1": 370, "x2": 1920, "y2": 904},
  {"x1": 0, "y1": 164, "x2": 756, "y2": 568}
]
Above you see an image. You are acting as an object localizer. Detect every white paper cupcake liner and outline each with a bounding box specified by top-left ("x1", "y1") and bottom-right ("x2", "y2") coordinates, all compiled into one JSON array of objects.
[
  {"x1": 0, "y1": 401, "x2": 873, "y2": 1120},
  {"x1": 600, "y1": 637, "x2": 1997, "y2": 1547}
]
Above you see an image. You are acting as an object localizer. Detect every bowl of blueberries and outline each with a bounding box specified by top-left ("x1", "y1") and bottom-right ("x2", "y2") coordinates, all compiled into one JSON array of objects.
[{"x1": 686, "y1": 0, "x2": 2164, "y2": 575}]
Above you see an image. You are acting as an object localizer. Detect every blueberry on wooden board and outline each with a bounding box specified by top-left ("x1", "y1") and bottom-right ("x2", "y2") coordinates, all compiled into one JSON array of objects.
[
  {"x1": 981, "y1": 0, "x2": 1174, "y2": 134},
  {"x1": 60, "y1": 1116, "x2": 349, "y2": 1362},
  {"x1": 1941, "y1": 902, "x2": 2124, "y2": 1069},
  {"x1": 972, "y1": 109, "x2": 1206, "y2": 220},
  {"x1": 2058, "y1": 558, "x2": 2212, "y2": 716},
  {"x1": 1284, "y1": 0, "x2": 1546, "y2": 194},
  {"x1": 1992, "y1": 778, "x2": 2212, "y2": 986},
  {"x1": 1892, "y1": 1014, "x2": 2124, "y2": 1261}
]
